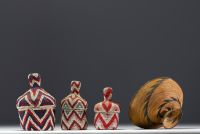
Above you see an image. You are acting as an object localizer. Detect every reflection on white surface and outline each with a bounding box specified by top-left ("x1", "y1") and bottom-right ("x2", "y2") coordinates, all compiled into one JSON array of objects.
[{"x1": 0, "y1": 125, "x2": 199, "y2": 133}]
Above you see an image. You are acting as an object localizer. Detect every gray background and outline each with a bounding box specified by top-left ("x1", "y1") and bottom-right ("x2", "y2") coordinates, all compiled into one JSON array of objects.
[{"x1": 0, "y1": 0, "x2": 199, "y2": 125}]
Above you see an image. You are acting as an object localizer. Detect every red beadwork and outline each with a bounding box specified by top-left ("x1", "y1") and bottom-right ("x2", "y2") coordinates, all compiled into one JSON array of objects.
[
  {"x1": 61, "y1": 81, "x2": 88, "y2": 130},
  {"x1": 16, "y1": 73, "x2": 56, "y2": 131},
  {"x1": 94, "y1": 87, "x2": 120, "y2": 130}
]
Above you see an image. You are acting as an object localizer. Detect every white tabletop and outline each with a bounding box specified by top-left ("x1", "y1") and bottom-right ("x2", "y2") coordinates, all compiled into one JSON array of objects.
[{"x1": 0, "y1": 125, "x2": 199, "y2": 134}]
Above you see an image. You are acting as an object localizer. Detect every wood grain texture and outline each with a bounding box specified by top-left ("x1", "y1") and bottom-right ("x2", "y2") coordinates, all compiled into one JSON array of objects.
[{"x1": 128, "y1": 77, "x2": 183, "y2": 129}]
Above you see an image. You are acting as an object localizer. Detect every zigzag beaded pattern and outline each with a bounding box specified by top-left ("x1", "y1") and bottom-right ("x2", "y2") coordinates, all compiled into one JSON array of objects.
[
  {"x1": 16, "y1": 88, "x2": 56, "y2": 131},
  {"x1": 94, "y1": 101, "x2": 120, "y2": 130},
  {"x1": 16, "y1": 88, "x2": 56, "y2": 108},
  {"x1": 61, "y1": 94, "x2": 88, "y2": 130},
  {"x1": 18, "y1": 108, "x2": 55, "y2": 131}
]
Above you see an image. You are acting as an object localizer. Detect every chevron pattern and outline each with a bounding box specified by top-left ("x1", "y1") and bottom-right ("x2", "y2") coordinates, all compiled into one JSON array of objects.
[
  {"x1": 94, "y1": 87, "x2": 120, "y2": 130},
  {"x1": 61, "y1": 109, "x2": 87, "y2": 130},
  {"x1": 94, "y1": 112, "x2": 119, "y2": 130},
  {"x1": 61, "y1": 94, "x2": 88, "y2": 130},
  {"x1": 61, "y1": 80, "x2": 88, "y2": 130},
  {"x1": 16, "y1": 88, "x2": 56, "y2": 131},
  {"x1": 28, "y1": 73, "x2": 41, "y2": 87},
  {"x1": 70, "y1": 81, "x2": 81, "y2": 94},
  {"x1": 16, "y1": 88, "x2": 56, "y2": 109},
  {"x1": 16, "y1": 73, "x2": 56, "y2": 131},
  {"x1": 94, "y1": 101, "x2": 120, "y2": 130},
  {"x1": 18, "y1": 108, "x2": 55, "y2": 131}
]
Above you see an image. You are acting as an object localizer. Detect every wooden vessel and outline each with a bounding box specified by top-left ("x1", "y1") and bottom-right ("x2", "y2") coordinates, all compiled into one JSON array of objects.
[{"x1": 128, "y1": 77, "x2": 183, "y2": 129}]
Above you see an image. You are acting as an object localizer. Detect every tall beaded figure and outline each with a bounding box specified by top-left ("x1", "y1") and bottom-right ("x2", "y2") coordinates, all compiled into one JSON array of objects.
[
  {"x1": 94, "y1": 87, "x2": 120, "y2": 130},
  {"x1": 61, "y1": 81, "x2": 88, "y2": 130},
  {"x1": 16, "y1": 73, "x2": 56, "y2": 131}
]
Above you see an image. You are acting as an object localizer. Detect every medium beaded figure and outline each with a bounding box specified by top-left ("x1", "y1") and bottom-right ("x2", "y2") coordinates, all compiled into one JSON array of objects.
[
  {"x1": 94, "y1": 87, "x2": 120, "y2": 130},
  {"x1": 61, "y1": 81, "x2": 88, "y2": 130},
  {"x1": 16, "y1": 73, "x2": 56, "y2": 131}
]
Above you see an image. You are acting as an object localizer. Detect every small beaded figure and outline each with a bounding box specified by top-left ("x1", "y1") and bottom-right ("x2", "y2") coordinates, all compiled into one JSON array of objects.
[{"x1": 94, "y1": 87, "x2": 120, "y2": 130}]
